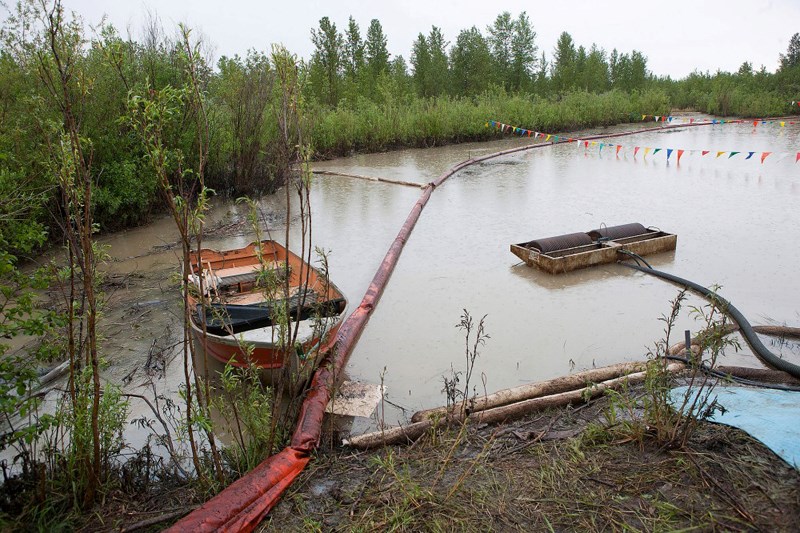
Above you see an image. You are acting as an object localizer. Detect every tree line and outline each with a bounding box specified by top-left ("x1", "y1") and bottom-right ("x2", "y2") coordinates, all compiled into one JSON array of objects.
[
  {"x1": 305, "y1": 13, "x2": 652, "y2": 104},
  {"x1": 1, "y1": 5, "x2": 797, "y2": 251}
]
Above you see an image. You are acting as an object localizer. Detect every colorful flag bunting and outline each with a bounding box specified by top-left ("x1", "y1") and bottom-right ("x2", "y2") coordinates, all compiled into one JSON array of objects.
[{"x1": 489, "y1": 118, "x2": 797, "y2": 168}]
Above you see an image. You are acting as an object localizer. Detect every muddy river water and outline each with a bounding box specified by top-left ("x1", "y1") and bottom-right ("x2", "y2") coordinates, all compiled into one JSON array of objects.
[{"x1": 91, "y1": 115, "x2": 800, "y2": 436}]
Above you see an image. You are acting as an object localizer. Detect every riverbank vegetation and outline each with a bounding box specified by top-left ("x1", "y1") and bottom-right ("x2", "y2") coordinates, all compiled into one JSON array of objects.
[{"x1": 0, "y1": 0, "x2": 799, "y2": 528}]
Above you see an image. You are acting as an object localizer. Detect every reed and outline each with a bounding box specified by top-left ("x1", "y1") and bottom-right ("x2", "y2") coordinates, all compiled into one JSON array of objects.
[{"x1": 307, "y1": 89, "x2": 672, "y2": 157}]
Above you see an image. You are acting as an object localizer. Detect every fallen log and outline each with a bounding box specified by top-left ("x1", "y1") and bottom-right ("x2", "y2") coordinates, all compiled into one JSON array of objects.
[
  {"x1": 345, "y1": 363, "x2": 684, "y2": 449},
  {"x1": 468, "y1": 363, "x2": 683, "y2": 426},
  {"x1": 411, "y1": 361, "x2": 647, "y2": 423},
  {"x1": 669, "y1": 324, "x2": 800, "y2": 355},
  {"x1": 342, "y1": 420, "x2": 433, "y2": 448},
  {"x1": 715, "y1": 365, "x2": 800, "y2": 386},
  {"x1": 312, "y1": 169, "x2": 424, "y2": 189}
]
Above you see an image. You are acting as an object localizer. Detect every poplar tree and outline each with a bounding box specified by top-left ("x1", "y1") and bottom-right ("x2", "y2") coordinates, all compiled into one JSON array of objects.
[
  {"x1": 510, "y1": 12, "x2": 537, "y2": 92},
  {"x1": 309, "y1": 16, "x2": 343, "y2": 106},
  {"x1": 779, "y1": 33, "x2": 800, "y2": 70},
  {"x1": 365, "y1": 19, "x2": 390, "y2": 99},
  {"x1": 551, "y1": 31, "x2": 577, "y2": 93},
  {"x1": 450, "y1": 26, "x2": 491, "y2": 96}
]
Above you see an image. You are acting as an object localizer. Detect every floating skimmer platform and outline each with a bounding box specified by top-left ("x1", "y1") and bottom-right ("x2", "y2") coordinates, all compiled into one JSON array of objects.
[{"x1": 511, "y1": 223, "x2": 677, "y2": 274}]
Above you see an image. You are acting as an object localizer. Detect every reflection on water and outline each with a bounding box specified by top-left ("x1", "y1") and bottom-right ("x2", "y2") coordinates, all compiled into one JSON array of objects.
[{"x1": 95, "y1": 117, "x2": 800, "y2": 431}]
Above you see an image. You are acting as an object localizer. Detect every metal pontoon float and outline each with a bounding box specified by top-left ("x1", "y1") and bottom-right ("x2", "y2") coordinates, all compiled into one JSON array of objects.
[{"x1": 511, "y1": 223, "x2": 677, "y2": 274}]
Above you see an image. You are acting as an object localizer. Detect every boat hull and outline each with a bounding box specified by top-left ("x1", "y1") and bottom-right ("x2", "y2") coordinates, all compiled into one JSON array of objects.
[
  {"x1": 190, "y1": 319, "x2": 343, "y2": 382},
  {"x1": 186, "y1": 240, "x2": 347, "y2": 377}
]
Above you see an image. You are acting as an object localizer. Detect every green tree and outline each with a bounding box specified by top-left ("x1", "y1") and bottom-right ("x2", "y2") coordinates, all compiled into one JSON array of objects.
[
  {"x1": 387, "y1": 54, "x2": 411, "y2": 98},
  {"x1": 533, "y1": 50, "x2": 549, "y2": 94},
  {"x1": 450, "y1": 26, "x2": 492, "y2": 96},
  {"x1": 411, "y1": 32, "x2": 430, "y2": 96},
  {"x1": 510, "y1": 12, "x2": 537, "y2": 92},
  {"x1": 551, "y1": 31, "x2": 577, "y2": 93},
  {"x1": 583, "y1": 45, "x2": 609, "y2": 93},
  {"x1": 365, "y1": 19, "x2": 390, "y2": 99},
  {"x1": 779, "y1": 32, "x2": 800, "y2": 70},
  {"x1": 343, "y1": 16, "x2": 364, "y2": 83},
  {"x1": 309, "y1": 16, "x2": 343, "y2": 106},
  {"x1": 427, "y1": 26, "x2": 449, "y2": 96},
  {"x1": 487, "y1": 12, "x2": 513, "y2": 88},
  {"x1": 215, "y1": 50, "x2": 274, "y2": 192}
]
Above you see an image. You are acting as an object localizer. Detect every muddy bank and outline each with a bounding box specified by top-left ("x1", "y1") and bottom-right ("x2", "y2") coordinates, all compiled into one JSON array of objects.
[{"x1": 263, "y1": 385, "x2": 800, "y2": 532}]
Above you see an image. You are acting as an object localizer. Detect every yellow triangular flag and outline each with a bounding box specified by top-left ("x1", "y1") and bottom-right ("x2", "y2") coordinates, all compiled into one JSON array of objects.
[{"x1": 716, "y1": 151, "x2": 725, "y2": 158}]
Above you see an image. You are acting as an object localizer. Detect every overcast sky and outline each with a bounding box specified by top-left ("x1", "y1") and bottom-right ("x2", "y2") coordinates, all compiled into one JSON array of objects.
[{"x1": 43, "y1": 0, "x2": 800, "y2": 78}]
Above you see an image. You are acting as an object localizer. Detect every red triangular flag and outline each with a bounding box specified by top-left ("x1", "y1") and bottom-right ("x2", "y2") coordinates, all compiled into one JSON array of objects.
[
  {"x1": 634, "y1": 147, "x2": 640, "y2": 158},
  {"x1": 796, "y1": 152, "x2": 800, "y2": 163},
  {"x1": 701, "y1": 150, "x2": 710, "y2": 156},
  {"x1": 677, "y1": 149, "x2": 685, "y2": 164},
  {"x1": 760, "y1": 152, "x2": 771, "y2": 164},
  {"x1": 616, "y1": 145, "x2": 622, "y2": 157}
]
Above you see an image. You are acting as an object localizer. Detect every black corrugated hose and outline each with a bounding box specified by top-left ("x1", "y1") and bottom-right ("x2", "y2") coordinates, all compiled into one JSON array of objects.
[{"x1": 620, "y1": 261, "x2": 800, "y2": 381}]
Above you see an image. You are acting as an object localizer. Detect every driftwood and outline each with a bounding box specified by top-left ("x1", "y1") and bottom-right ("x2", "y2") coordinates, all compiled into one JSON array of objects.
[
  {"x1": 669, "y1": 324, "x2": 800, "y2": 355},
  {"x1": 411, "y1": 361, "x2": 647, "y2": 423},
  {"x1": 466, "y1": 364, "x2": 683, "y2": 426},
  {"x1": 715, "y1": 365, "x2": 800, "y2": 386},
  {"x1": 344, "y1": 363, "x2": 684, "y2": 449},
  {"x1": 312, "y1": 169, "x2": 424, "y2": 189}
]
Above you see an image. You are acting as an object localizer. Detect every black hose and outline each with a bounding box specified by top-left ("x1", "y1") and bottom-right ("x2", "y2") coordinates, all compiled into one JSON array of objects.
[
  {"x1": 663, "y1": 355, "x2": 800, "y2": 392},
  {"x1": 617, "y1": 249, "x2": 653, "y2": 269},
  {"x1": 621, "y1": 262, "x2": 800, "y2": 380}
]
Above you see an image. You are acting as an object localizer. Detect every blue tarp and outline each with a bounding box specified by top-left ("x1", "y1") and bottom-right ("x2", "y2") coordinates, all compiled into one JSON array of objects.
[{"x1": 670, "y1": 385, "x2": 800, "y2": 469}]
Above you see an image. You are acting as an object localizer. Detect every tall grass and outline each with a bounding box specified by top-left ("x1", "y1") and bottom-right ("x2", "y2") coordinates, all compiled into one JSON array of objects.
[{"x1": 307, "y1": 89, "x2": 672, "y2": 157}]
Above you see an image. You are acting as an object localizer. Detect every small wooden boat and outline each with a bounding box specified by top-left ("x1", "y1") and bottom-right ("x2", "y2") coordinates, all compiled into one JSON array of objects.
[
  {"x1": 510, "y1": 223, "x2": 676, "y2": 274},
  {"x1": 187, "y1": 240, "x2": 347, "y2": 378}
]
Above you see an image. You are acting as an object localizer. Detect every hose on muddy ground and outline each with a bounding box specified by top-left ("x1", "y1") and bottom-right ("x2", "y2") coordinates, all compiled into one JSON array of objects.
[{"x1": 621, "y1": 261, "x2": 800, "y2": 380}]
